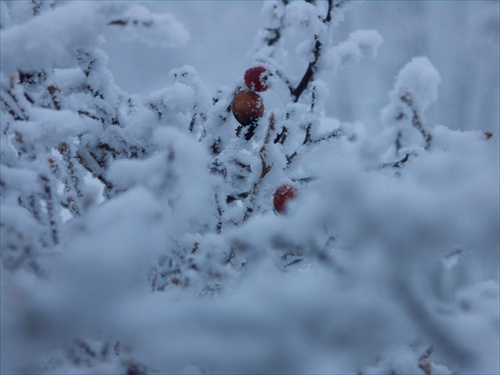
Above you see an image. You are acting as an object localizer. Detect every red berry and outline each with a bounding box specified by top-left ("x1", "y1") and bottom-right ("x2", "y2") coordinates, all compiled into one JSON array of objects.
[
  {"x1": 273, "y1": 184, "x2": 298, "y2": 214},
  {"x1": 231, "y1": 90, "x2": 264, "y2": 126},
  {"x1": 244, "y1": 66, "x2": 268, "y2": 92}
]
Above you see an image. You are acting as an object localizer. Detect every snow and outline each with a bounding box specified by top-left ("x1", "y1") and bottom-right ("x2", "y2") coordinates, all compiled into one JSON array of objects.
[
  {"x1": 12, "y1": 108, "x2": 86, "y2": 147},
  {"x1": 319, "y1": 29, "x2": 383, "y2": 73},
  {"x1": 109, "y1": 5, "x2": 190, "y2": 48},
  {"x1": 348, "y1": 29, "x2": 384, "y2": 59},
  {"x1": 284, "y1": 1, "x2": 322, "y2": 34},
  {"x1": 1, "y1": 1, "x2": 498, "y2": 374},
  {"x1": 383, "y1": 56, "x2": 441, "y2": 119},
  {"x1": 0, "y1": 2, "x2": 112, "y2": 74}
]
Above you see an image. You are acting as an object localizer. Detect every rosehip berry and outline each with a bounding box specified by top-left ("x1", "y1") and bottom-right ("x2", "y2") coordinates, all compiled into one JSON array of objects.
[
  {"x1": 231, "y1": 90, "x2": 264, "y2": 126},
  {"x1": 273, "y1": 184, "x2": 298, "y2": 214},
  {"x1": 244, "y1": 66, "x2": 268, "y2": 92}
]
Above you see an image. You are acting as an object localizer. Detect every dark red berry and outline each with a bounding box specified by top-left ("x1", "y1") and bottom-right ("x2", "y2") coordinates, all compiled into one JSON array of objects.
[
  {"x1": 273, "y1": 184, "x2": 298, "y2": 214},
  {"x1": 244, "y1": 66, "x2": 268, "y2": 92},
  {"x1": 231, "y1": 90, "x2": 264, "y2": 126}
]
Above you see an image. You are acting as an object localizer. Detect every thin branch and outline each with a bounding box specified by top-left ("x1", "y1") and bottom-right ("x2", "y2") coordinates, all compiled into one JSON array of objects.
[
  {"x1": 108, "y1": 19, "x2": 127, "y2": 26},
  {"x1": 378, "y1": 153, "x2": 412, "y2": 170},
  {"x1": 284, "y1": 258, "x2": 303, "y2": 268},
  {"x1": 286, "y1": 125, "x2": 344, "y2": 165},
  {"x1": 214, "y1": 193, "x2": 223, "y2": 234},
  {"x1": 400, "y1": 91, "x2": 432, "y2": 150},
  {"x1": 290, "y1": 0, "x2": 347, "y2": 102},
  {"x1": 236, "y1": 121, "x2": 259, "y2": 141},
  {"x1": 324, "y1": 0, "x2": 334, "y2": 23},
  {"x1": 77, "y1": 110, "x2": 104, "y2": 124},
  {"x1": 31, "y1": 0, "x2": 42, "y2": 16},
  {"x1": 259, "y1": 1, "x2": 335, "y2": 102},
  {"x1": 273, "y1": 126, "x2": 288, "y2": 145},
  {"x1": 58, "y1": 142, "x2": 83, "y2": 216},
  {"x1": 262, "y1": 0, "x2": 288, "y2": 48},
  {"x1": 0, "y1": 96, "x2": 25, "y2": 121},
  {"x1": 291, "y1": 36, "x2": 321, "y2": 102},
  {"x1": 264, "y1": 27, "x2": 281, "y2": 47},
  {"x1": 226, "y1": 191, "x2": 250, "y2": 204},
  {"x1": 191, "y1": 242, "x2": 200, "y2": 254},
  {"x1": 225, "y1": 249, "x2": 236, "y2": 264},
  {"x1": 310, "y1": 127, "x2": 345, "y2": 144},
  {"x1": 108, "y1": 19, "x2": 153, "y2": 28},
  {"x1": 418, "y1": 346, "x2": 434, "y2": 375},
  {"x1": 48, "y1": 85, "x2": 61, "y2": 110},
  {"x1": 1, "y1": 87, "x2": 29, "y2": 121},
  {"x1": 243, "y1": 113, "x2": 275, "y2": 221},
  {"x1": 395, "y1": 130, "x2": 403, "y2": 153},
  {"x1": 40, "y1": 175, "x2": 59, "y2": 245},
  {"x1": 75, "y1": 152, "x2": 114, "y2": 193}
]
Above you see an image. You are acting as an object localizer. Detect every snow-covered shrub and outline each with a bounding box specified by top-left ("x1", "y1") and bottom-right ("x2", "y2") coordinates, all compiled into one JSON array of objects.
[{"x1": 1, "y1": 1, "x2": 498, "y2": 374}]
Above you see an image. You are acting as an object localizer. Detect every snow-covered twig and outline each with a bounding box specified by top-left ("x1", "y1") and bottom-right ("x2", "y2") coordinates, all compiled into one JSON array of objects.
[
  {"x1": 57, "y1": 142, "x2": 84, "y2": 216},
  {"x1": 418, "y1": 346, "x2": 434, "y2": 375},
  {"x1": 243, "y1": 113, "x2": 276, "y2": 221},
  {"x1": 286, "y1": 123, "x2": 344, "y2": 165},
  {"x1": 400, "y1": 91, "x2": 432, "y2": 150}
]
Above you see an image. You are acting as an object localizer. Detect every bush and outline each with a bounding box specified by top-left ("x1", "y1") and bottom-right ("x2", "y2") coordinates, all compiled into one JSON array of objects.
[{"x1": 1, "y1": 1, "x2": 498, "y2": 374}]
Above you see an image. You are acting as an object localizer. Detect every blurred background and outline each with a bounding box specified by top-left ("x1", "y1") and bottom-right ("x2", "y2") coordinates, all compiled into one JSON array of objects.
[{"x1": 102, "y1": 1, "x2": 499, "y2": 133}]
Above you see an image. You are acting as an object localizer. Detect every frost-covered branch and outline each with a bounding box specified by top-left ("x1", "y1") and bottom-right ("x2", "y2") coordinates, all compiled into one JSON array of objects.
[
  {"x1": 1, "y1": 2, "x2": 498, "y2": 375},
  {"x1": 291, "y1": 35, "x2": 322, "y2": 102},
  {"x1": 381, "y1": 56, "x2": 441, "y2": 152},
  {"x1": 255, "y1": 0, "x2": 359, "y2": 103},
  {"x1": 243, "y1": 113, "x2": 276, "y2": 221},
  {"x1": 108, "y1": 5, "x2": 189, "y2": 48},
  {"x1": 400, "y1": 91, "x2": 433, "y2": 150},
  {"x1": 286, "y1": 122, "x2": 345, "y2": 165}
]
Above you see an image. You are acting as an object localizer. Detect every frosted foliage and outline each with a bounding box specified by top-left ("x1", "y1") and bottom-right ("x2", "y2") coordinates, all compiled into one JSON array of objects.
[
  {"x1": 396, "y1": 56, "x2": 440, "y2": 111},
  {"x1": 1, "y1": 1, "x2": 498, "y2": 375},
  {"x1": 316, "y1": 29, "x2": 383, "y2": 74},
  {"x1": 284, "y1": 1, "x2": 323, "y2": 34},
  {"x1": 382, "y1": 56, "x2": 441, "y2": 125},
  {"x1": 1, "y1": 1, "x2": 56, "y2": 27},
  {"x1": 11, "y1": 108, "x2": 86, "y2": 147},
  {"x1": 261, "y1": 0, "x2": 286, "y2": 22},
  {"x1": 0, "y1": 2, "x2": 111, "y2": 74},
  {"x1": 348, "y1": 29, "x2": 384, "y2": 59},
  {"x1": 110, "y1": 5, "x2": 190, "y2": 48}
]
